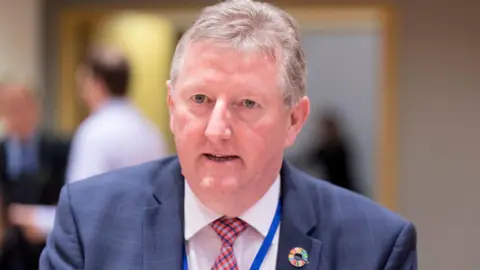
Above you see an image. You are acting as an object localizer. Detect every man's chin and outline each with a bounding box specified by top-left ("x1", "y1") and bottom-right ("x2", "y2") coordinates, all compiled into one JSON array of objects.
[{"x1": 199, "y1": 175, "x2": 241, "y2": 192}]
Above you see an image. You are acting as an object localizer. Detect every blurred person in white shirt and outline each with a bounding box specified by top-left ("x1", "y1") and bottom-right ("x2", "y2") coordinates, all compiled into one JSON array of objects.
[
  {"x1": 67, "y1": 46, "x2": 169, "y2": 183},
  {"x1": 32, "y1": 47, "x2": 169, "y2": 235}
]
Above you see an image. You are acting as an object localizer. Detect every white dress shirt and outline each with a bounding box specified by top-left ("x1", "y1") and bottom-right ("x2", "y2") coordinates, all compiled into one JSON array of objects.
[
  {"x1": 34, "y1": 98, "x2": 168, "y2": 234},
  {"x1": 66, "y1": 98, "x2": 168, "y2": 183},
  {"x1": 184, "y1": 176, "x2": 281, "y2": 270}
]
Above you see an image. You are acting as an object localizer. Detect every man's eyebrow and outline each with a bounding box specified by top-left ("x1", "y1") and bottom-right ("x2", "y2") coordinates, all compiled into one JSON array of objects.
[{"x1": 179, "y1": 80, "x2": 209, "y2": 91}]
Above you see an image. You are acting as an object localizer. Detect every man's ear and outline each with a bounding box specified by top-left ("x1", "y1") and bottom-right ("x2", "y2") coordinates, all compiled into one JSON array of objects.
[
  {"x1": 284, "y1": 96, "x2": 310, "y2": 148},
  {"x1": 166, "y1": 80, "x2": 174, "y2": 109},
  {"x1": 166, "y1": 80, "x2": 175, "y2": 133}
]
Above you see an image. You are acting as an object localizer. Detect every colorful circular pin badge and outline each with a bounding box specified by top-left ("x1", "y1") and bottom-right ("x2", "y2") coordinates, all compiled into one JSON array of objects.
[{"x1": 288, "y1": 247, "x2": 309, "y2": 267}]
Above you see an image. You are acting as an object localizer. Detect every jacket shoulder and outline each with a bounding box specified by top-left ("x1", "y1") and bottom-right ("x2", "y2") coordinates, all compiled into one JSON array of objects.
[
  {"x1": 66, "y1": 156, "x2": 176, "y2": 208},
  {"x1": 291, "y1": 165, "x2": 411, "y2": 230},
  {"x1": 288, "y1": 166, "x2": 416, "y2": 268}
]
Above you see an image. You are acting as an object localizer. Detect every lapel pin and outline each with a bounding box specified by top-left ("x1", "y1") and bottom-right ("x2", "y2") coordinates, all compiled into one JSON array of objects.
[{"x1": 288, "y1": 247, "x2": 309, "y2": 268}]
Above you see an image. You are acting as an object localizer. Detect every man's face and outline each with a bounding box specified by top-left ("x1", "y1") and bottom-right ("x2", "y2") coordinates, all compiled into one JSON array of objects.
[
  {"x1": 168, "y1": 42, "x2": 309, "y2": 201},
  {"x1": 1, "y1": 85, "x2": 39, "y2": 138},
  {"x1": 75, "y1": 66, "x2": 102, "y2": 110}
]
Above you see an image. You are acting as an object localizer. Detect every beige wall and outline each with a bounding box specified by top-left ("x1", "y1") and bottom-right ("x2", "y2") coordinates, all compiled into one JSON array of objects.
[
  {"x1": 0, "y1": 0, "x2": 42, "y2": 85},
  {"x1": 397, "y1": 1, "x2": 480, "y2": 269},
  {"x1": 0, "y1": 0, "x2": 42, "y2": 137}
]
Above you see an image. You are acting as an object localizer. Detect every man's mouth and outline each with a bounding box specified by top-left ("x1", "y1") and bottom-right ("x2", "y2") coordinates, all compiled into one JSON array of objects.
[{"x1": 204, "y1": 154, "x2": 239, "y2": 162}]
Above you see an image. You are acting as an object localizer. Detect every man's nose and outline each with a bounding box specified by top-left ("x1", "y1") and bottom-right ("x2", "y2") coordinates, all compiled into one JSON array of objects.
[{"x1": 205, "y1": 101, "x2": 232, "y2": 141}]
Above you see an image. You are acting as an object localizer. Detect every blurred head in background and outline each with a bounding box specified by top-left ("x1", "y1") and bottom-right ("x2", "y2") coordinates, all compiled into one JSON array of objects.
[
  {"x1": 0, "y1": 83, "x2": 40, "y2": 139},
  {"x1": 76, "y1": 46, "x2": 131, "y2": 112},
  {"x1": 319, "y1": 110, "x2": 342, "y2": 143}
]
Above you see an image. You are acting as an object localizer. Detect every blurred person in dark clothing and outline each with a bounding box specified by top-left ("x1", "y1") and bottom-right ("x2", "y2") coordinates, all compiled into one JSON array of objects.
[
  {"x1": 0, "y1": 83, "x2": 70, "y2": 269},
  {"x1": 307, "y1": 111, "x2": 357, "y2": 193},
  {"x1": 0, "y1": 187, "x2": 34, "y2": 270}
]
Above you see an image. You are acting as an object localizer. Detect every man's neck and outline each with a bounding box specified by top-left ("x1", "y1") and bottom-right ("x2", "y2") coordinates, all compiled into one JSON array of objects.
[
  {"x1": 90, "y1": 96, "x2": 128, "y2": 113},
  {"x1": 200, "y1": 172, "x2": 280, "y2": 217},
  {"x1": 90, "y1": 99, "x2": 108, "y2": 113},
  {"x1": 9, "y1": 130, "x2": 36, "y2": 141}
]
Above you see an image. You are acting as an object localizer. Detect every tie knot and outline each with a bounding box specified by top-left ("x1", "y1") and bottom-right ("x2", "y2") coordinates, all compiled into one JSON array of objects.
[{"x1": 211, "y1": 217, "x2": 247, "y2": 246}]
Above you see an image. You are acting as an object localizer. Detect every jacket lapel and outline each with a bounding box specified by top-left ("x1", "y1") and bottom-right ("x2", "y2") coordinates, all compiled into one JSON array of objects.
[
  {"x1": 276, "y1": 162, "x2": 323, "y2": 269},
  {"x1": 143, "y1": 158, "x2": 185, "y2": 270}
]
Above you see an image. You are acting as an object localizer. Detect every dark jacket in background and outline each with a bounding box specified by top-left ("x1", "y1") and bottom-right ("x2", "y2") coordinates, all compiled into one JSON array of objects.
[
  {"x1": 0, "y1": 226, "x2": 36, "y2": 270},
  {"x1": 0, "y1": 132, "x2": 70, "y2": 270},
  {"x1": 0, "y1": 132, "x2": 70, "y2": 205}
]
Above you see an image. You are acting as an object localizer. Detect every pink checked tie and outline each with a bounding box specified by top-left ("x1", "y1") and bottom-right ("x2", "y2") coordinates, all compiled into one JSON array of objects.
[{"x1": 211, "y1": 217, "x2": 248, "y2": 270}]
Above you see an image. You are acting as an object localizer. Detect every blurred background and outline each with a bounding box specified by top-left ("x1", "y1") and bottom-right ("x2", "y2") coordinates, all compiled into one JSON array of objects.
[{"x1": 0, "y1": 0, "x2": 479, "y2": 269}]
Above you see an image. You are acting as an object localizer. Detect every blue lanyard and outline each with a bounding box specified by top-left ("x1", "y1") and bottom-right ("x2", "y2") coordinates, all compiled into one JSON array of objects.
[{"x1": 183, "y1": 200, "x2": 282, "y2": 270}]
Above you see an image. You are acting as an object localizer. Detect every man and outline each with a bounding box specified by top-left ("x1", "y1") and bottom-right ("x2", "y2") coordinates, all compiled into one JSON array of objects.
[
  {"x1": 40, "y1": 1, "x2": 417, "y2": 269},
  {"x1": 0, "y1": 186, "x2": 35, "y2": 270},
  {"x1": 0, "y1": 83, "x2": 70, "y2": 269},
  {"x1": 66, "y1": 47, "x2": 168, "y2": 183},
  {"x1": 33, "y1": 47, "x2": 170, "y2": 235}
]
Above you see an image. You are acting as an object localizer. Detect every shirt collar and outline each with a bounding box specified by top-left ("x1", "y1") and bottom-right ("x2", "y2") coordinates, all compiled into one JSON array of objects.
[
  {"x1": 184, "y1": 182, "x2": 220, "y2": 240},
  {"x1": 7, "y1": 132, "x2": 39, "y2": 146},
  {"x1": 239, "y1": 176, "x2": 281, "y2": 237},
  {"x1": 184, "y1": 175, "x2": 281, "y2": 240},
  {"x1": 95, "y1": 97, "x2": 130, "y2": 114}
]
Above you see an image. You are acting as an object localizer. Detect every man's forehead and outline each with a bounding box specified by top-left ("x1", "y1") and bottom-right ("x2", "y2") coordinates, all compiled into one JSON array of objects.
[
  {"x1": 2, "y1": 85, "x2": 36, "y2": 103},
  {"x1": 184, "y1": 42, "x2": 276, "y2": 69},
  {"x1": 173, "y1": 42, "x2": 280, "y2": 95}
]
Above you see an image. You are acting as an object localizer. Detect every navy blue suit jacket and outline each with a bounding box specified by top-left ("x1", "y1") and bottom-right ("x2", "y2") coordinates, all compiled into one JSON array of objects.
[{"x1": 40, "y1": 156, "x2": 416, "y2": 269}]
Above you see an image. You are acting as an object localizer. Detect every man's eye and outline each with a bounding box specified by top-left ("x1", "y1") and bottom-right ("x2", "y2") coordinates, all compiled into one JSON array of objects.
[
  {"x1": 192, "y1": 94, "x2": 208, "y2": 104},
  {"x1": 242, "y1": 99, "x2": 257, "y2": 108}
]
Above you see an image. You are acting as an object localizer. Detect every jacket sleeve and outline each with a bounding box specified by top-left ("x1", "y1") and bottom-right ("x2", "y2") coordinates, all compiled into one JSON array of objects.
[
  {"x1": 39, "y1": 185, "x2": 84, "y2": 270},
  {"x1": 383, "y1": 222, "x2": 418, "y2": 270}
]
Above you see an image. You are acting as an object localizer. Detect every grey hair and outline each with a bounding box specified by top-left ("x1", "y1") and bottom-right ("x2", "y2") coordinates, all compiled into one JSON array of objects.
[{"x1": 169, "y1": 0, "x2": 306, "y2": 106}]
